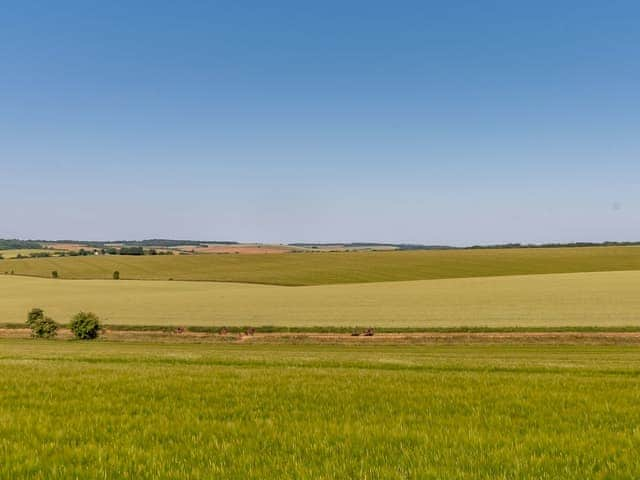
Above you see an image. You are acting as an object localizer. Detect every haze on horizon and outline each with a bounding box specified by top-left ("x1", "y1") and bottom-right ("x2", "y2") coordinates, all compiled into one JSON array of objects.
[{"x1": 2, "y1": 1, "x2": 639, "y2": 246}]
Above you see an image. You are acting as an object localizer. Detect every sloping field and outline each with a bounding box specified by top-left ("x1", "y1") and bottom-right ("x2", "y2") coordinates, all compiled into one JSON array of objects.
[
  {"x1": 1, "y1": 342, "x2": 640, "y2": 479},
  {"x1": 0, "y1": 249, "x2": 61, "y2": 259},
  {"x1": 2, "y1": 270, "x2": 640, "y2": 327},
  {"x1": 2, "y1": 246, "x2": 640, "y2": 285}
]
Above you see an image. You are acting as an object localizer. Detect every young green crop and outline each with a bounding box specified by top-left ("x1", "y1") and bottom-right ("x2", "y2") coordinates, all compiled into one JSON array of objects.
[{"x1": 0, "y1": 341, "x2": 639, "y2": 479}]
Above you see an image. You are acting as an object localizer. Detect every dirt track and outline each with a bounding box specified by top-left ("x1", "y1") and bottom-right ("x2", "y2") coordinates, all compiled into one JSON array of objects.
[{"x1": 4, "y1": 328, "x2": 640, "y2": 345}]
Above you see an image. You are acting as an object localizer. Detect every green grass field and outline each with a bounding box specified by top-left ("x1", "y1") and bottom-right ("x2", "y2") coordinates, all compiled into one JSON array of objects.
[
  {"x1": 0, "y1": 249, "x2": 61, "y2": 259},
  {"x1": 2, "y1": 246, "x2": 640, "y2": 285},
  {"x1": 1, "y1": 341, "x2": 639, "y2": 479},
  {"x1": 2, "y1": 270, "x2": 640, "y2": 328}
]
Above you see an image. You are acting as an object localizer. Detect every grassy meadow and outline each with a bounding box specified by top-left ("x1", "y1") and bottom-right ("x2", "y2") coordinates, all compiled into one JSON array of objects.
[
  {"x1": 2, "y1": 246, "x2": 640, "y2": 285},
  {"x1": 2, "y1": 270, "x2": 640, "y2": 328},
  {"x1": 1, "y1": 341, "x2": 639, "y2": 479},
  {"x1": 0, "y1": 249, "x2": 61, "y2": 259}
]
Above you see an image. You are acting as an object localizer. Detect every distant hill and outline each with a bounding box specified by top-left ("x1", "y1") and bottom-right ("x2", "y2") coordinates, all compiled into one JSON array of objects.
[
  {"x1": 288, "y1": 243, "x2": 454, "y2": 250},
  {"x1": 0, "y1": 239, "x2": 239, "y2": 249},
  {"x1": 2, "y1": 238, "x2": 640, "y2": 251},
  {"x1": 0, "y1": 239, "x2": 43, "y2": 250}
]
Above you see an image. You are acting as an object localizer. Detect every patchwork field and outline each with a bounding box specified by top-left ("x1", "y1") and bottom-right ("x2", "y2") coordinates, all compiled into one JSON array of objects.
[
  {"x1": 3, "y1": 246, "x2": 639, "y2": 478},
  {"x1": 179, "y1": 244, "x2": 297, "y2": 254},
  {"x1": 2, "y1": 270, "x2": 640, "y2": 328},
  {"x1": 2, "y1": 245, "x2": 640, "y2": 285},
  {"x1": 1, "y1": 341, "x2": 639, "y2": 479}
]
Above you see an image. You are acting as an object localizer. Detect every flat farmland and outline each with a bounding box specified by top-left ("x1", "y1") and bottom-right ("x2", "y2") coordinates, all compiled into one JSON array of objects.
[
  {"x1": 2, "y1": 270, "x2": 640, "y2": 328},
  {"x1": 2, "y1": 246, "x2": 640, "y2": 285},
  {"x1": 1, "y1": 341, "x2": 639, "y2": 479}
]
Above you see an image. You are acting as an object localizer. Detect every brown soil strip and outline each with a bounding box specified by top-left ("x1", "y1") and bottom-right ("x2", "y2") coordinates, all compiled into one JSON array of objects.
[{"x1": 4, "y1": 329, "x2": 640, "y2": 345}]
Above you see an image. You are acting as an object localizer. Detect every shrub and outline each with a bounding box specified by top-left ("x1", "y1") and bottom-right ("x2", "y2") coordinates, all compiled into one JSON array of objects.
[
  {"x1": 112, "y1": 270, "x2": 120, "y2": 280},
  {"x1": 31, "y1": 316, "x2": 58, "y2": 338},
  {"x1": 26, "y1": 308, "x2": 58, "y2": 339},
  {"x1": 70, "y1": 312, "x2": 102, "y2": 340},
  {"x1": 51, "y1": 270, "x2": 58, "y2": 279},
  {"x1": 27, "y1": 308, "x2": 45, "y2": 327}
]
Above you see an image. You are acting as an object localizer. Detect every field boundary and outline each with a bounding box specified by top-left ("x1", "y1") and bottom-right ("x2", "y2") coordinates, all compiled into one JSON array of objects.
[
  {"x1": 5, "y1": 324, "x2": 640, "y2": 345},
  {"x1": 4, "y1": 323, "x2": 640, "y2": 334}
]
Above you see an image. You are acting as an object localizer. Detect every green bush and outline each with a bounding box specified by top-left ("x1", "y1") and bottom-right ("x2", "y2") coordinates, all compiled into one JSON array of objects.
[
  {"x1": 51, "y1": 270, "x2": 58, "y2": 279},
  {"x1": 70, "y1": 312, "x2": 102, "y2": 340},
  {"x1": 27, "y1": 308, "x2": 44, "y2": 327},
  {"x1": 112, "y1": 270, "x2": 120, "y2": 280},
  {"x1": 26, "y1": 308, "x2": 58, "y2": 339},
  {"x1": 31, "y1": 316, "x2": 58, "y2": 338}
]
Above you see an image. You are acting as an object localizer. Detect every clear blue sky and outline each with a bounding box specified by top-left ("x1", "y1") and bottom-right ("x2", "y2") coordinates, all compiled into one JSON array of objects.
[{"x1": 2, "y1": 1, "x2": 639, "y2": 245}]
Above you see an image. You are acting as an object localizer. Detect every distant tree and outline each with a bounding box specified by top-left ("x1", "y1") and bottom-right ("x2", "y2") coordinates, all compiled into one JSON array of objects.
[
  {"x1": 51, "y1": 270, "x2": 58, "y2": 279},
  {"x1": 0, "y1": 239, "x2": 42, "y2": 249},
  {"x1": 119, "y1": 246, "x2": 144, "y2": 256},
  {"x1": 70, "y1": 312, "x2": 102, "y2": 340},
  {"x1": 112, "y1": 270, "x2": 120, "y2": 280}
]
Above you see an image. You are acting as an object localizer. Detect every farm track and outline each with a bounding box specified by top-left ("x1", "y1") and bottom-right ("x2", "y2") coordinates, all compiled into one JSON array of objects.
[{"x1": 5, "y1": 328, "x2": 640, "y2": 345}]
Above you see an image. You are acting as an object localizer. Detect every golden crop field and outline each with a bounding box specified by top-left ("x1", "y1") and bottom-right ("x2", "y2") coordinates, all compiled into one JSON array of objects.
[
  {"x1": 2, "y1": 270, "x2": 640, "y2": 328},
  {"x1": 2, "y1": 245, "x2": 640, "y2": 285}
]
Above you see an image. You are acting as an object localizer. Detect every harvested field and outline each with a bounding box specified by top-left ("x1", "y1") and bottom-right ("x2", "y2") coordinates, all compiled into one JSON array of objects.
[
  {"x1": 182, "y1": 244, "x2": 296, "y2": 254},
  {"x1": 41, "y1": 242, "x2": 94, "y2": 251}
]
